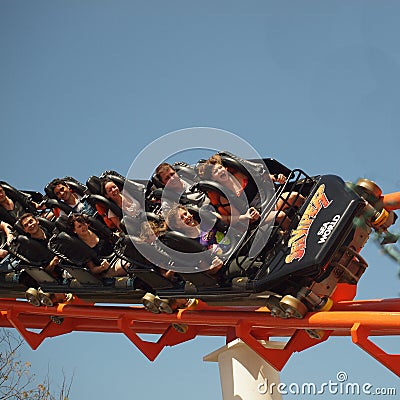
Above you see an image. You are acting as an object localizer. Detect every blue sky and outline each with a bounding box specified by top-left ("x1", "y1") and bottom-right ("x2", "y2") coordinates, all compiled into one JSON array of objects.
[{"x1": 1, "y1": 1, "x2": 399, "y2": 399}]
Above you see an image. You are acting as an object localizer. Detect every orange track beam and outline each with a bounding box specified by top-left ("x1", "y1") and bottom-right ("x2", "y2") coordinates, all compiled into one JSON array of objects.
[{"x1": 0, "y1": 298, "x2": 399, "y2": 376}]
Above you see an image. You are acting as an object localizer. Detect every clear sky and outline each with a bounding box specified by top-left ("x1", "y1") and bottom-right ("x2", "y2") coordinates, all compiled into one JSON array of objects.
[{"x1": 1, "y1": 1, "x2": 399, "y2": 399}]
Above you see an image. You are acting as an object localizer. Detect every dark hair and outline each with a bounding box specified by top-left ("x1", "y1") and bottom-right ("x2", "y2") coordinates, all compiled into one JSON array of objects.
[
  {"x1": 197, "y1": 154, "x2": 224, "y2": 180},
  {"x1": 207, "y1": 154, "x2": 223, "y2": 165},
  {"x1": 139, "y1": 220, "x2": 167, "y2": 241},
  {"x1": 48, "y1": 178, "x2": 68, "y2": 194},
  {"x1": 101, "y1": 178, "x2": 117, "y2": 197},
  {"x1": 68, "y1": 213, "x2": 89, "y2": 230},
  {"x1": 155, "y1": 163, "x2": 174, "y2": 184},
  {"x1": 18, "y1": 212, "x2": 37, "y2": 224},
  {"x1": 197, "y1": 163, "x2": 216, "y2": 180}
]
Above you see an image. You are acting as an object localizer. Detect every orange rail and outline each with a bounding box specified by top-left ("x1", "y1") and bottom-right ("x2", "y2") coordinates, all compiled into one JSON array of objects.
[{"x1": 0, "y1": 296, "x2": 399, "y2": 377}]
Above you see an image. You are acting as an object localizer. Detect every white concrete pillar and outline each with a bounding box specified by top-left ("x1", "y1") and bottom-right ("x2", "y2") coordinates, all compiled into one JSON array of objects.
[{"x1": 204, "y1": 339, "x2": 283, "y2": 400}]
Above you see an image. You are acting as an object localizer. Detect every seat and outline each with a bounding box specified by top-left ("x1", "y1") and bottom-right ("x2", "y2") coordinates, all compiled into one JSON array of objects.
[
  {"x1": 160, "y1": 231, "x2": 220, "y2": 288},
  {"x1": 87, "y1": 172, "x2": 146, "y2": 231},
  {"x1": 44, "y1": 177, "x2": 97, "y2": 218},
  {"x1": 7, "y1": 235, "x2": 59, "y2": 284},
  {"x1": 48, "y1": 230, "x2": 103, "y2": 285},
  {"x1": 112, "y1": 235, "x2": 177, "y2": 290},
  {"x1": 13, "y1": 216, "x2": 56, "y2": 235},
  {"x1": 146, "y1": 162, "x2": 202, "y2": 215},
  {"x1": 214, "y1": 152, "x2": 283, "y2": 211},
  {"x1": 149, "y1": 162, "x2": 198, "y2": 189},
  {"x1": 99, "y1": 170, "x2": 146, "y2": 201},
  {"x1": 44, "y1": 176, "x2": 87, "y2": 200},
  {"x1": 49, "y1": 215, "x2": 123, "y2": 285},
  {"x1": 0, "y1": 181, "x2": 38, "y2": 225},
  {"x1": 86, "y1": 175, "x2": 123, "y2": 230},
  {"x1": 54, "y1": 214, "x2": 117, "y2": 246},
  {"x1": 193, "y1": 180, "x2": 249, "y2": 215},
  {"x1": 61, "y1": 264, "x2": 103, "y2": 285},
  {"x1": 172, "y1": 163, "x2": 199, "y2": 185}
]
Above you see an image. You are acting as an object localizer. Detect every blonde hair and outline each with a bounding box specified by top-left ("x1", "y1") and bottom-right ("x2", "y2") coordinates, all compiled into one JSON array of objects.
[
  {"x1": 165, "y1": 205, "x2": 187, "y2": 231},
  {"x1": 139, "y1": 220, "x2": 167, "y2": 241},
  {"x1": 197, "y1": 154, "x2": 223, "y2": 180}
]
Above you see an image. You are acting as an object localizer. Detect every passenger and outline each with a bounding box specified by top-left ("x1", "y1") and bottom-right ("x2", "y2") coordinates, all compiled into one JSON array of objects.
[
  {"x1": 67, "y1": 214, "x2": 127, "y2": 278},
  {"x1": 0, "y1": 183, "x2": 42, "y2": 250},
  {"x1": 0, "y1": 183, "x2": 45, "y2": 218},
  {"x1": 199, "y1": 153, "x2": 286, "y2": 203},
  {"x1": 101, "y1": 178, "x2": 142, "y2": 232},
  {"x1": 165, "y1": 205, "x2": 227, "y2": 275},
  {"x1": 2, "y1": 212, "x2": 72, "y2": 303},
  {"x1": 18, "y1": 213, "x2": 60, "y2": 272},
  {"x1": 47, "y1": 178, "x2": 96, "y2": 217},
  {"x1": 19, "y1": 213, "x2": 51, "y2": 243},
  {"x1": 154, "y1": 162, "x2": 208, "y2": 217},
  {"x1": 199, "y1": 156, "x2": 304, "y2": 229},
  {"x1": 197, "y1": 160, "x2": 262, "y2": 227},
  {"x1": 134, "y1": 219, "x2": 177, "y2": 280},
  {"x1": 0, "y1": 183, "x2": 29, "y2": 221}
]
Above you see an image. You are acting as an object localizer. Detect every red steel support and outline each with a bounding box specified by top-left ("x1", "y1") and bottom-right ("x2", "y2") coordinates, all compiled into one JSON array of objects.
[{"x1": 0, "y1": 298, "x2": 399, "y2": 376}]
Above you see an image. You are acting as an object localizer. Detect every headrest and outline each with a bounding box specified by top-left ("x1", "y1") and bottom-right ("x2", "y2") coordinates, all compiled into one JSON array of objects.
[
  {"x1": 55, "y1": 214, "x2": 114, "y2": 241},
  {"x1": 123, "y1": 179, "x2": 145, "y2": 200},
  {"x1": 86, "y1": 194, "x2": 123, "y2": 219},
  {"x1": 86, "y1": 215, "x2": 115, "y2": 240},
  {"x1": 218, "y1": 153, "x2": 250, "y2": 177},
  {"x1": 0, "y1": 181, "x2": 22, "y2": 198},
  {"x1": 100, "y1": 170, "x2": 125, "y2": 181},
  {"x1": 122, "y1": 211, "x2": 161, "y2": 237},
  {"x1": 151, "y1": 173, "x2": 164, "y2": 189},
  {"x1": 14, "y1": 216, "x2": 55, "y2": 236},
  {"x1": 161, "y1": 231, "x2": 205, "y2": 253},
  {"x1": 44, "y1": 177, "x2": 87, "y2": 199},
  {"x1": 0, "y1": 205, "x2": 17, "y2": 226},
  {"x1": 86, "y1": 175, "x2": 102, "y2": 195},
  {"x1": 99, "y1": 171, "x2": 125, "y2": 191},
  {"x1": 150, "y1": 162, "x2": 197, "y2": 190},
  {"x1": 55, "y1": 215, "x2": 73, "y2": 234},
  {"x1": 193, "y1": 180, "x2": 248, "y2": 212},
  {"x1": 48, "y1": 231, "x2": 96, "y2": 266},
  {"x1": 195, "y1": 206, "x2": 228, "y2": 233},
  {"x1": 113, "y1": 236, "x2": 148, "y2": 266},
  {"x1": 64, "y1": 177, "x2": 87, "y2": 196},
  {"x1": 44, "y1": 184, "x2": 54, "y2": 199},
  {"x1": 249, "y1": 158, "x2": 292, "y2": 177},
  {"x1": 8, "y1": 235, "x2": 54, "y2": 266},
  {"x1": 44, "y1": 198, "x2": 75, "y2": 215},
  {"x1": 173, "y1": 163, "x2": 198, "y2": 184},
  {"x1": 148, "y1": 188, "x2": 163, "y2": 200},
  {"x1": 0, "y1": 181, "x2": 36, "y2": 215}
]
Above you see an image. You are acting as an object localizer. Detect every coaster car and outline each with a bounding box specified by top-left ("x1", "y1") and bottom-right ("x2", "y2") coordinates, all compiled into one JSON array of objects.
[
  {"x1": 130, "y1": 162, "x2": 397, "y2": 318},
  {"x1": 0, "y1": 160, "x2": 397, "y2": 319}
]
